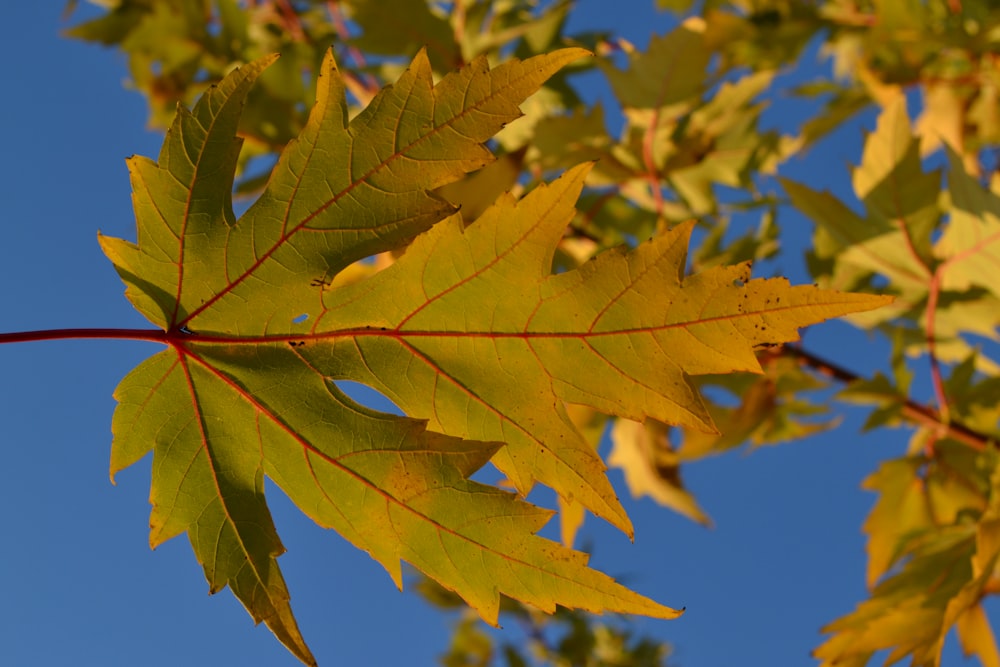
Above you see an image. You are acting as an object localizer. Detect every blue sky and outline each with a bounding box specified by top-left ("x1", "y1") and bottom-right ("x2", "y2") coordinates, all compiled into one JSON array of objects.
[{"x1": 0, "y1": 2, "x2": 982, "y2": 666}]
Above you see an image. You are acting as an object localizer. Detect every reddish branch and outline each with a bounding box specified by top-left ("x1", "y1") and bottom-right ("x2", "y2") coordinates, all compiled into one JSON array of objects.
[
  {"x1": 780, "y1": 345, "x2": 995, "y2": 451},
  {"x1": 273, "y1": 0, "x2": 307, "y2": 42}
]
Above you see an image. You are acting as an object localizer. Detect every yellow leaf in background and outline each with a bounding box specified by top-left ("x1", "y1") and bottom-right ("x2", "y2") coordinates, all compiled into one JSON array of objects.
[
  {"x1": 610, "y1": 418, "x2": 712, "y2": 526},
  {"x1": 956, "y1": 604, "x2": 1000, "y2": 667},
  {"x1": 558, "y1": 404, "x2": 608, "y2": 548},
  {"x1": 862, "y1": 458, "x2": 934, "y2": 588}
]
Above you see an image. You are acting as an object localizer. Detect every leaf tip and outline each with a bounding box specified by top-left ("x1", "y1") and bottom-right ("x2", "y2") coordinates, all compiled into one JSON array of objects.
[{"x1": 559, "y1": 46, "x2": 595, "y2": 62}]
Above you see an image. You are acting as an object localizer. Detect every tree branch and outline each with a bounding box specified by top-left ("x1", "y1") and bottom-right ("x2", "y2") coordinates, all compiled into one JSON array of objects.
[{"x1": 780, "y1": 345, "x2": 996, "y2": 451}]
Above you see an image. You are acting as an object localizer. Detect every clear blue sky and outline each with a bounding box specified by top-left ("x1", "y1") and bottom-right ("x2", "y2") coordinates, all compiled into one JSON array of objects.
[{"x1": 0, "y1": 2, "x2": 983, "y2": 666}]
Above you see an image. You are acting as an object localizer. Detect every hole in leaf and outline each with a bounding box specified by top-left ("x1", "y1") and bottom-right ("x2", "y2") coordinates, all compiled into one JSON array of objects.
[
  {"x1": 334, "y1": 380, "x2": 404, "y2": 416},
  {"x1": 292, "y1": 313, "x2": 309, "y2": 324}
]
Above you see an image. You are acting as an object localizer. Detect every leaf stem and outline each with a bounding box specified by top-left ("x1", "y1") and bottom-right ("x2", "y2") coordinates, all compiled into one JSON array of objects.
[
  {"x1": 885, "y1": 160, "x2": 945, "y2": 448},
  {"x1": 0, "y1": 328, "x2": 169, "y2": 346},
  {"x1": 642, "y1": 107, "x2": 665, "y2": 220},
  {"x1": 925, "y1": 269, "x2": 951, "y2": 427}
]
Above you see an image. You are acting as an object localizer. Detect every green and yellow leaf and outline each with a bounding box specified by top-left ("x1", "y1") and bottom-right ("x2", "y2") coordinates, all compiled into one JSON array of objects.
[{"x1": 101, "y1": 46, "x2": 892, "y2": 664}]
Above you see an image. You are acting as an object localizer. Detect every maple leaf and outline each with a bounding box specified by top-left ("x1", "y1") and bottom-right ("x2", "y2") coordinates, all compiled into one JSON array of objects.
[
  {"x1": 100, "y1": 48, "x2": 892, "y2": 664},
  {"x1": 342, "y1": 0, "x2": 460, "y2": 72},
  {"x1": 816, "y1": 445, "x2": 1000, "y2": 667},
  {"x1": 600, "y1": 19, "x2": 711, "y2": 113},
  {"x1": 937, "y1": 150, "x2": 1000, "y2": 300}
]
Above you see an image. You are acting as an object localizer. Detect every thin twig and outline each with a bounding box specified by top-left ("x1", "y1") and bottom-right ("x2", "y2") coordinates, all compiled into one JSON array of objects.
[
  {"x1": 325, "y1": 0, "x2": 380, "y2": 99},
  {"x1": 273, "y1": 0, "x2": 307, "y2": 42},
  {"x1": 450, "y1": 1, "x2": 467, "y2": 67}
]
